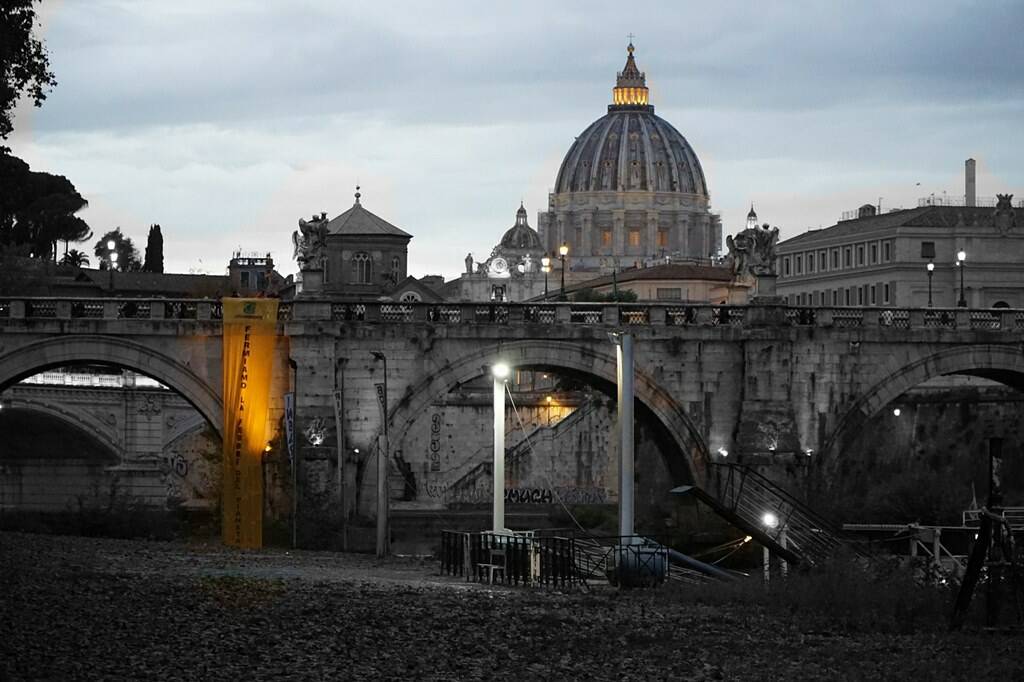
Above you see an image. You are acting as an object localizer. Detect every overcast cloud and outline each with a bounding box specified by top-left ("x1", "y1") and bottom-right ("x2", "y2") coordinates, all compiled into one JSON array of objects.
[{"x1": 10, "y1": 0, "x2": 1024, "y2": 279}]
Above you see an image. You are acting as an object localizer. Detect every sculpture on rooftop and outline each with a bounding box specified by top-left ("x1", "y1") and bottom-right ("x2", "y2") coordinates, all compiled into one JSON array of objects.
[
  {"x1": 292, "y1": 212, "x2": 329, "y2": 269},
  {"x1": 726, "y1": 222, "x2": 780, "y2": 279},
  {"x1": 995, "y1": 193, "x2": 1016, "y2": 236}
]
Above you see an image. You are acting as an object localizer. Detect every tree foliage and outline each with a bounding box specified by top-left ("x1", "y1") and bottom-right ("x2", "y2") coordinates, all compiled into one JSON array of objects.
[
  {"x1": 94, "y1": 228, "x2": 141, "y2": 272},
  {"x1": 0, "y1": 151, "x2": 91, "y2": 259},
  {"x1": 142, "y1": 224, "x2": 164, "y2": 273},
  {"x1": 60, "y1": 248, "x2": 89, "y2": 267},
  {"x1": 1, "y1": 0, "x2": 57, "y2": 143}
]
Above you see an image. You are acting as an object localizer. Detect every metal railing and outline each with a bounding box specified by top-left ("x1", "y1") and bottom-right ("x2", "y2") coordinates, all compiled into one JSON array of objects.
[
  {"x1": 439, "y1": 530, "x2": 578, "y2": 588},
  {"x1": 713, "y1": 463, "x2": 859, "y2": 566}
]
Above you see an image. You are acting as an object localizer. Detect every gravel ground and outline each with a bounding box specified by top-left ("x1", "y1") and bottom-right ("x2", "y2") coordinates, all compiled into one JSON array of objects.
[{"x1": 0, "y1": 531, "x2": 1020, "y2": 681}]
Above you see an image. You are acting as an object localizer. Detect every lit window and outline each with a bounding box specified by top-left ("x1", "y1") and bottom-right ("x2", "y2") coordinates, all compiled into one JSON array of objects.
[
  {"x1": 601, "y1": 230, "x2": 612, "y2": 247},
  {"x1": 629, "y1": 230, "x2": 641, "y2": 247},
  {"x1": 352, "y1": 252, "x2": 372, "y2": 284},
  {"x1": 657, "y1": 230, "x2": 668, "y2": 248}
]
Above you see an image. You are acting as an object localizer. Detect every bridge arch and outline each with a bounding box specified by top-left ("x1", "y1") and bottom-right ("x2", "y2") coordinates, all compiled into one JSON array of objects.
[
  {"x1": 0, "y1": 335, "x2": 222, "y2": 437},
  {"x1": 825, "y1": 344, "x2": 1024, "y2": 459},
  {"x1": 0, "y1": 399, "x2": 121, "y2": 456},
  {"x1": 388, "y1": 339, "x2": 709, "y2": 486}
]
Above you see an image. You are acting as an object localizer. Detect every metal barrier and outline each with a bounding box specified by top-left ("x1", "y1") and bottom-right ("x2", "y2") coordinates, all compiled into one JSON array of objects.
[{"x1": 439, "y1": 529, "x2": 579, "y2": 588}]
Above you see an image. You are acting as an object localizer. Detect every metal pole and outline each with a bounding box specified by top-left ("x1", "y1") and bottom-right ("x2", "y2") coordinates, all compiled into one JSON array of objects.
[
  {"x1": 927, "y1": 270, "x2": 933, "y2": 307},
  {"x1": 617, "y1": 333, "x2": 635, "y2": 541},
  {"x1": 376, "y1": 357, "x2": 389, "y2": 557},
  {"x1": 493, "y1": 376, "x2": 506, "y2": 533},
  {"x1": 333, "y1": 357, "x2": 346, "y2": 549},
  {"x1": 560, "y1": 256, "x2": 566, "y2": 297},
  {"x1": 288, "y1": 358, "x2": 298, "y2": 548},
  {"x1": 959, "y1": 261, "x2": 966, "y2": 307}
]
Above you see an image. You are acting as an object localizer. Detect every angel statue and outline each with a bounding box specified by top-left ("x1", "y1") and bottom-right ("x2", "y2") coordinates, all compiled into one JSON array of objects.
[
  {"x1": 727, "y1": 222, "x2": 780, "y2": 278},
  {"x1": 292, "y1": 212, "x2": 329, "y2": 269}
]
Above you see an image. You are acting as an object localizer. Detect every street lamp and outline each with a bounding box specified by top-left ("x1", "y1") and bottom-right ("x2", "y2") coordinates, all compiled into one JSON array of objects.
[
  {"x1": 558, "y1": 242, "x2": 569, "y2": 299},
  {"x1": 956, "y1": 250, "x2": 967, "y2": 307},
  {"x1": 926, "y1": 261, "x2": 935, "y2": 307},
  {"x1": 491, "y1": 361, "x2": 511, "y2": 534},
  {"x1": 371, "y1": 350, "x2": 389, "y2": 557},
  {"x1": 107, "y1": 239, "x2": 118, "y2": 289},
  {"x1": 540, "y1": 254, "x2": 551, "y2": 299}
]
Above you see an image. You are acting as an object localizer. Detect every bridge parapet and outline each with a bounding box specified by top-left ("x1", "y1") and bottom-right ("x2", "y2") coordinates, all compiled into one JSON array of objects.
[
  {"x1": 289, "y1": 300, "x2": 1024, "y2": 333},
  {"x1": 0, "y1": 297, "x2": 1021, "y2": 333},
  {"x1": 0, "y1": 298, "x2": 294, "y2": 324}
]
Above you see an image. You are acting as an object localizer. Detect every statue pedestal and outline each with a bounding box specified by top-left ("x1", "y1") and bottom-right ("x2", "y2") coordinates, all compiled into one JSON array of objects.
[
  {"x1": 753, "y1": 274, "x2": 778, "y2": 300},
  {"x1": 298, "y1": 268, "x2": 324, "y2": 296}
]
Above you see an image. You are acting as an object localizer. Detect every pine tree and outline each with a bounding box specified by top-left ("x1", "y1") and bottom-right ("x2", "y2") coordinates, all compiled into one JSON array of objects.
[{"x1": 142, "y1": 224, "x2": 164, "y2": 273}]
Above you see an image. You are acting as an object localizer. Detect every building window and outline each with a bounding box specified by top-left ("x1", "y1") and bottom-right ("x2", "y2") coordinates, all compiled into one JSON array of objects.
[
  {"x1": 844, "y1": 288, "x2": 851, "y2": 305},
  {"x1": 870, "y1": 244, "x2": 878, "y2": 264},
  {"x1": 575, "y1": 227, "x2": 582, "y2": 249},
  {"x1": 844, "y1": 248, "x2": 852, "y2": 267},
  {"x1": 883, "y1": 242, "x2": 891, "y2": 261},
  {"x1": 240, "y1": 271, "x2": 250, "y2": 289},
  {"x1": 352, "y1": 252, "x2": 372, "y2": 284},
  {"x1": 857, "y1": 286, "x2": 864, "y2": 305},
  {"x1": 832, "y1": 249, "x2": 839, "y2": 269},
  {"x1": 883, "y1": 283, "x2": 891, "y2": 304},
  {"x1": 784, "y1": 257, "x2": 791, "y2": 276},
  {"x1": 920, "y1": 241, "x2": 935, "y2": 259},
  {"x1": 819, "y1": 251, "x2": 826, "y2": 271},
  {"x1": 807, "y1": 253, "x2": 815, "y2": 273},
  {"x1": 870, "y1": 285, "x2": 877, "y2": 305},
  {"x1": 857, "y1": 245, "x2": 865, "y2": 266},
  {"x1": 601, "y1": 230, "x2": 612, "y2": 247},
  {"x1": 795, "y1": 255, "x2": 802, "y2": 274},
  {"x1": 656, "y1": 287, "x2": 681, "y2": 300},
  {"x1": 657, "y1": 230, "x2": 668, "y2": 248},
  {"x1": 628, "y1": 229, "x2": 641, "y2": 247},
  {"x1": 391, "y1": 256, "x2": 402, "y2": 283}
]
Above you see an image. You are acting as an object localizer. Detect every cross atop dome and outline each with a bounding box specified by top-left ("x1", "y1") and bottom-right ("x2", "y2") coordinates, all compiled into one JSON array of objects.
[{"x1": 612, "y1": 41, "x2": 649, "y2": 108}]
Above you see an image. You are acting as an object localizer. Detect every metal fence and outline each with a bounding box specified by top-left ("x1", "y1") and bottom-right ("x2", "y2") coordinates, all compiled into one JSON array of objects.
[{"x1": 439, "y1": 530, "x2": 578, "y2": 588}]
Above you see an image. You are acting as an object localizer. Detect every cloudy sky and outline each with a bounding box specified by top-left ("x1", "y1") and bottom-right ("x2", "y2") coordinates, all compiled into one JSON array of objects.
[{"x1": 10, "y1": 1, "x2": 1024, "y2": 279}]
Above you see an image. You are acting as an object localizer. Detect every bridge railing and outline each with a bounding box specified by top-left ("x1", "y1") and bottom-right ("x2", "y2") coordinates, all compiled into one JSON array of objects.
[{"x1": 2, "y1": 298, "x2": 1023, "y2": 332}]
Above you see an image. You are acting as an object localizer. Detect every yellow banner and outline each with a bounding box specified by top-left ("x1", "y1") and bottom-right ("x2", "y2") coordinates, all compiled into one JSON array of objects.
[{"x1": 222, "y1": 298, "x2": 279, "y2": 548}]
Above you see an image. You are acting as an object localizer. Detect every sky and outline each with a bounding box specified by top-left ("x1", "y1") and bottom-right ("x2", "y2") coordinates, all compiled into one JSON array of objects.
[{"x1": 10, "y1": 0, "x2": 1024, "y2": 280}]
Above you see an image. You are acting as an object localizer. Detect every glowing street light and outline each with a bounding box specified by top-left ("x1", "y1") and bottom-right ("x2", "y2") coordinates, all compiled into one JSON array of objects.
[
  {"x1": 541, "y1": 254, "x2": 551, "y2": 299},
  {"x1": 926, "y1": 261, "x2": 935, "y2": 307},
  {"x1": 762, "y1": 512, "x2": 779, "y2": 529},
  {"x1": 558, "y1": 242, "x2": 569, "y2": 299},
  {"x1": 956, "y1": 250, "x2": 967, "y2": 307},
  {"x1": 893, "y1": 407, "x2": 901, "y2": 417},
  {"x1": 717, "y1": 447, "x2": 729, "y2": 458}
]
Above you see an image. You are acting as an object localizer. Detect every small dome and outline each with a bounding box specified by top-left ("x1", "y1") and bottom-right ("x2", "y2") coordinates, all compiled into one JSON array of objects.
[{"x1": 499, "y1": 202, "x2": 542, "y2": 250}]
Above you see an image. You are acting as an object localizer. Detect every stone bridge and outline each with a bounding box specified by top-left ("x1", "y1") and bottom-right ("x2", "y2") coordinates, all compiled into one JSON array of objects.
[{"x1": 2, "y1": 296, "x2": 1023, "y2": 526}]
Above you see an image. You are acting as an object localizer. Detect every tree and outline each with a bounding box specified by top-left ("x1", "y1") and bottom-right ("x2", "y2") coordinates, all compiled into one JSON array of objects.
[
  {"x1": 142, "y1": 224, "x2": 164, "y2": 273},
  {"x1": 60, "y1": 248, "x2": 89, "y2": 267},
  {"x1": 93, "y1": 228, "x2": 141, "y2": 272},
  {"x1": 1, "y1": 1, "x2": 57, "y2": 143},
  {"x1": 0, "y1": 151, "x2": 91, "y2": 259}
]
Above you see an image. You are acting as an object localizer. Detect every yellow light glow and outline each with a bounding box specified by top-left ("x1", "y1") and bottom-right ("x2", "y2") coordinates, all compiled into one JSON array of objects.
[{"x1": 546, "y1": 396, "x2": 553, "y2": 403}]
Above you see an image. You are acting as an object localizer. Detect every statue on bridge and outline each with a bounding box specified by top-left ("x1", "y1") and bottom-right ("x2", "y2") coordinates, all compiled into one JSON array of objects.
[
  {"x1": 726, "y1": 222, "x2": 780, "y2": 279},
  {"x1": 292, "y1": 213, "x2": 330, "y2": 269}
]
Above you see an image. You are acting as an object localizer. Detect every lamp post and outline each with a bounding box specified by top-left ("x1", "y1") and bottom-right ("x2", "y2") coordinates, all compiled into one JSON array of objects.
[
  {"x1": 491, "y1": 361, "x2": 510, "y2": 534},
  {"x1": 608, "y1": 332, "x2": 635, "y2": 542},
  {"x1": 956, "y1": 250, "x2": 967, "y2": 307},
  {"x1": 371, "y1": 351, "x2": 389, "y2": 557},
  {"x1": 540, "y1": 254, "x2": 551, "y2": 299},
  {"x1": 106, "y1": 239, "x2": 117, "y2": 289},
  {"x1": 926, "y1": 261, "x2": 935, "y2": 307},
  {"x1": 558, "y1": 242, "x2": 569, "y2": 299}
]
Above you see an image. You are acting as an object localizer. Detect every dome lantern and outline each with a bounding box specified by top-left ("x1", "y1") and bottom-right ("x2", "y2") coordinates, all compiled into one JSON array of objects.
[{"x1": 612, "y1": 42, "x2": 650, "y2": 109}]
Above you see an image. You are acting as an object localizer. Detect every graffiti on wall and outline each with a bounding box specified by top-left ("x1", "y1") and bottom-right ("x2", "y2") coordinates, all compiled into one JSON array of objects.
[
  {"x1": 424, "y1": 481, "x2": 609, "y2": 505},
  {"x1": 427, "y1": 413, "x2": 442, "y2": 472}
]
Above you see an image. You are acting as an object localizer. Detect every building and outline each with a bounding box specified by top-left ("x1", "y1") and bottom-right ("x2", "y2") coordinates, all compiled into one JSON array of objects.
[
  {"x1": 536, "y1": 43, "x2": 721, "y2": 277},
  {"x1": 776, "y1": 163, "x2": 1023, "y2": 308},
  {"x1": 450, "y1": 203, "x2": 548, "y2": 301},
  {"x1": 314, "y1": 189, "x2": 412, "y2": 299},
  {"x1": 560, "y1": 263, "x2": 741, "y2": 303}
]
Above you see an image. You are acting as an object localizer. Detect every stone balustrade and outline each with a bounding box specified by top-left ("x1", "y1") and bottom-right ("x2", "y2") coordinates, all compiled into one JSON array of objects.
[{"x1": 0, "y1": 297, "x2": 1022, "y2": 332}]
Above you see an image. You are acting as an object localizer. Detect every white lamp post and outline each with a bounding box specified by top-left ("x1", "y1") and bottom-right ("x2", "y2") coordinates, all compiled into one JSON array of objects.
[
  {"x1": 492, "y1": 361, "x2": 510, "y2": 534},
  {"x1": 956, "y1": 250, "x2": 967, "y2": 307},
  {"x1": 609, "y1": 332, "x2": 635, "y2": 542}
]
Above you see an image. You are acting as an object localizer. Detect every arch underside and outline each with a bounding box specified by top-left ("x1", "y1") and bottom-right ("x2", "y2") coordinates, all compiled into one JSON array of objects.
[
  {"x1": 0, "y1": 335, "x2": 223, "y2": 438},
  {"x1": 389, "y1": 339, "x2": 708, "y2": 486},
  {"x1": 827, "y1": 344, "x2": 1024, "y2": 458}
]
